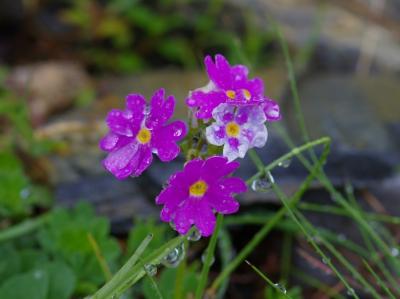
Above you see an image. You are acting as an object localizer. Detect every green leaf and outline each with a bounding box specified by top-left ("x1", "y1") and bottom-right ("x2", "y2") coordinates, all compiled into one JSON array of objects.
[
  {"x1": 0, "y1": 244, "x2": 21, "y2": 281},
  {"x1": 19, "y1": 249, "x2": 48, "y2": 272},
  {"x1": 44, "y1": 261, "x2": 76, "y2": 299},
  {"x1": 0, "y1": 269, "x2": 49, "y2": 299}
]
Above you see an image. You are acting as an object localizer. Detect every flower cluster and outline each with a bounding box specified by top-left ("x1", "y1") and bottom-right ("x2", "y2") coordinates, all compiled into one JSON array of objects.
[{"x1": 100, "y1": 54, "x2": 281, "y2": 236}]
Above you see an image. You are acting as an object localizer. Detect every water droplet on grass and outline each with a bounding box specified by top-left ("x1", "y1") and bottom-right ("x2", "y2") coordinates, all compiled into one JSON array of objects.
[
  {"x1": 201, "y1": 250, "x2": 215, "y2": 265},
  {"x1": 162, "y1": 243, "x2": 185, "y2": 268},
  {"x1": 144, "y1": 264, "x2": 157, "y2": 276},
  {"x1": 391, "y1": 247, "x2": 399, "y2": 257},
  {"x1": 278, "y1": 159, "x2": 291, "y2": 168},
  {"x1": 187, "y1": 228, "x2": 201, "y2": 242},
  {"x1": 251, "y1": 172, "x2": 274, "y2": 192},
  {"x1": 274, "y1": 283, "x2": 287, "y2": 294}
]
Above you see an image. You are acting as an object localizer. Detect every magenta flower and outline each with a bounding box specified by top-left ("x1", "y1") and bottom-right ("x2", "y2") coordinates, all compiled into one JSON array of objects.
[
  {"x1": 263, "y1": 98, "x2": 281, "y2": 121},
  {"x1": 156, "y1": 156, "x2": 247, "y2": 236},
  {"x1": 186, "y1": 54, "x2": 281, "y2": 121},
  {"x1": 100, "y1": 89, "x2": 187, "y2": 179},
  {"x1": 205, "y1": 103, "x2": 268, "y2": 161}
]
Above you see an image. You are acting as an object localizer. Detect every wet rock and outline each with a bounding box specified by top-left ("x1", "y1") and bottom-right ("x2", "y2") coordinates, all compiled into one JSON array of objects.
[
  {"x1": 56, "y1": 174, "x2": 158, "y2": 235},
  {"x1": 229, "y1": 0, "x2": 400, "y2": 72},
  {"x1": 7, "y1": 62, "x2": 91, "y2": 126},
  {"x1": 284, "y1": 74, "x2": 400, "y2": 153}
]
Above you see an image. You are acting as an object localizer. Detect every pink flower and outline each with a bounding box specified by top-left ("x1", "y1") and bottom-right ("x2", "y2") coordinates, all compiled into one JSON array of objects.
[
  {"x1": 186, "y1": 54, "x2": 281, "y2": 121},
  {"x1": 156, "y1": 156, "x2": 247, "y2": 236},
  {"x1": 100, "y1": 89, "x2": 187, "y2": 179},
  {"x1": 205, "y1": 104, "x2": 268, "y2": 161}
]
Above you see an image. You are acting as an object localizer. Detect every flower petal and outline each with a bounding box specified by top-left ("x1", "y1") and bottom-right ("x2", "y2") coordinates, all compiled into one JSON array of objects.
[
  {"x1": 125, "y1": 94, "x2": 146, "y2": 123},
  {"x1": 193, "y1": 200, "x2": 216, "y2": 237},
  {"x1": 99, "y1": 132, "x2": 119, "y2": 151},
  {"x1": 146, "y1": 89, "x2": 175, "y2": 129},
  {"x1": 206, "y1": 193, "x2": 239, "y2": 215},
  {"x1": 219, "y1": 177, "x2": 247, "y2": 194},
  {"x1": 263, "y1": 98, "x2": 281, "y2": 121},
  {"x1": 102, "y1": 141, "x2": 140, "y2": 179},
  {"x1": 106, "y1": 109, "x2": 139, "y2": 137},
  {"x1": 152, "y1": 121, "x2": 186, "y2": 162},
  {"x1": 201, "y1": 156, "x2": 240, "y2": 181},
  {"x1": 205, "y1": 123, "x2": 226, "y2": 146},
  {"x1": 131, "y1": 145, "x2": 153, "y2": 177}
]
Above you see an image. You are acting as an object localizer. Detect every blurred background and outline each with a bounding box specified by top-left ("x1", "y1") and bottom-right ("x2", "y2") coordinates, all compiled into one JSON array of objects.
[{"x1": 0, "y1": 0, "x2": 399, "y2": 298}]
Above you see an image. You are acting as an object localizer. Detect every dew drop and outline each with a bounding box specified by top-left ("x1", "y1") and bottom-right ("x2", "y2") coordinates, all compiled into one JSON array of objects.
[
  {"x1": 33, "y1": 270, "x2": 43, "y2": 279},
  {"x1": 322, "y1": 257, "x2": 330, "y2": 264},
  {"x1": 187, "y1": 228, "x2": 201, "y2": 242},
  {"x1": 20, "y1": 187, "x2": 31, "y2": 199},
  {"x1": 278, "y1": 159, "x2": 291, "y2": 168},
  {"x1": 251, "y1": 173, "x2": 274, "y2": 193},
  {"x1": 144, "y1": 106, "x2": 151, "y2": 115},
  {"x1": 346, "y1": 288, "x2": 356, "y2": 297},
  {"x1": 274, "y1": 283, "x2": 287, "y2": 294},
  {"x1": 201, "y1": 250, "x2": 215, "y2": 265},
  {"x1": 338, "y1": 234, "x2": 346, "y2": 242},
  {"x1": 144, "y1": 264, "x2": 157, "y2": 276},
  {"x1": 169, "y1": 221, "x2": 176, "y2": 230},
  {"x1": 391, "y1": 247, "x2": 399, "y2": 257},
  {"x1": 162, "y1": 243, "x2": 185, "y2": 268}
]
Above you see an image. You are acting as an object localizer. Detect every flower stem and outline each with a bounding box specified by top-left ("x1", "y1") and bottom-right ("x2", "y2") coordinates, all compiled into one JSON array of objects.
[
  {"x1": 0, "y1": 213, "x2": 51, "y2": 243},
  {"x1": 195, "y1": 214, "x2": 224, "y2": 299},
  {"x1": 91, "y1": 233, "x2": 153, "y2": 299}
]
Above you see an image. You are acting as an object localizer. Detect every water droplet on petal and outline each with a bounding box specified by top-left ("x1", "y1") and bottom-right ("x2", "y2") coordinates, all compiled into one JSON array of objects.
[
  {"x1": 278, "y1": 159, "x2": 291, "y2": 168},
  {"x1": 144, "y1": 264, "x2": 157, "y2": 276},
  {"x1": 273, "y1": 283, "x2": 287, "y2": 294},
  {"x1": 162, "y1": 243, "x2": 185, "y2": 268},
  {"x1": 187, "y1": 228, "x2": 201, "y2": 242},
  {"x1": 144, "y1": 106, "x2": 151, "y2": 115},
  {"x1": 391, "y1": 247, "x2": 399, "y2": 257}
]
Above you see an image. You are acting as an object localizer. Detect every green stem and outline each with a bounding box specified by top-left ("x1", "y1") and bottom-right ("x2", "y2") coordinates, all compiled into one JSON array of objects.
[
  {"x1": 211, "y1": 137, "x2": 330, "y2": 291},
  {"x1": 91, "y1": 234, "x2": 153, "y2": 299},
  {"x1": 195, "y1": 214, "x2": 224, "y2": 299},
  {"x1": 0, "y1": 213, "x2": 51, "y2": 243},
  {"x1": 245, "y1": 260, "x2": 293, "y2": 299}
]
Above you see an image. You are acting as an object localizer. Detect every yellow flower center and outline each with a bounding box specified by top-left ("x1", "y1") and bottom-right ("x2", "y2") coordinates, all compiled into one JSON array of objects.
[
  {"x1": 242, "y1": 89, "x2": 251, "y2": 101},
  {"x1": 225, "y1": 121, "x2": 240, "y2": 137},
  {"x1": 189, "y1": 180, "x2": 208, "y2": 197},
  {"x1": 137, "y1": 128, "x2": 151, "y2": 144},
  {"x1": 226, "y1": 90, "x2": 236, "y2": 100}
]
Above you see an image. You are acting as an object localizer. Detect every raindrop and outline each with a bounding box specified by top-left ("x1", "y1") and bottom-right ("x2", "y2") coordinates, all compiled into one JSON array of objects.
[
  {"x1": 187, "y1": 228, "x2": 201, "y2": 242},
  {"x1": 273, "y1": 283, "x2": 287, "y2": 294},
  {"x1": 162, "y1": 243, "x2": 185, "y2": 268},
  {"x1": 201, "y1": 250, "x2": 215, "y2": 266},
  {"x1": 278, "y1": 159, "x2": 291, "y2": 168},
  {"x1": 20, "y1": 188, "x2": 31, "y2": 199},
  {"x1": 144, "y1": 106, "x2": 151, "y2": 115},
  {"x1": 33, "y1": 270, "x2": 43, "y2": 279},
  {"x1": 251, "y1": 173, "x2": 274, "y2": 193},
  {"x1": 169, "y1": 221, "x2": 176, "y2": 230},
  {"x1": 346, "y1": 288, "x2": 356, "y2": 297},
  {"x1": 391, "y1": 247, "x2": 399, "y2": 257},
  {"x1": 144, "y1": 264, "x2": 157, "y2": 276},
  {"x1": 338, "y1": 234, "x2": 346, "y2": 242},
  {"x1": 322, "y1": 258, "x2": 330, "y2": 264}
]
